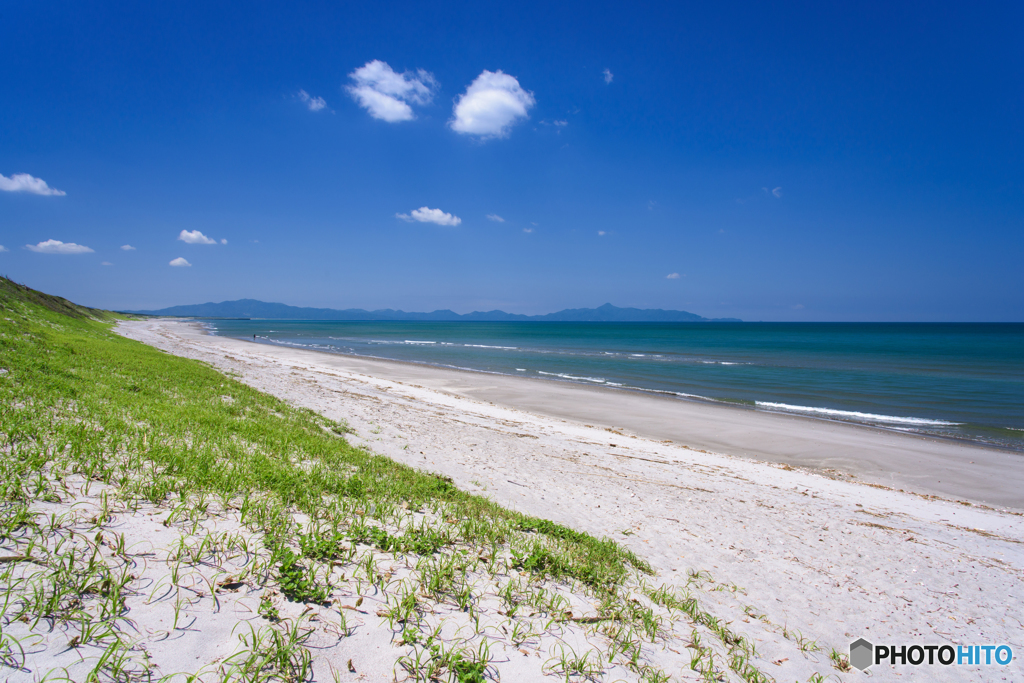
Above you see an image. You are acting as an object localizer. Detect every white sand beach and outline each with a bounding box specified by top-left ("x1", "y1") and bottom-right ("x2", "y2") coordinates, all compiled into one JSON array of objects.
[{"x1": 87, "y1": 318, "x2": 1023, "y2": 681}]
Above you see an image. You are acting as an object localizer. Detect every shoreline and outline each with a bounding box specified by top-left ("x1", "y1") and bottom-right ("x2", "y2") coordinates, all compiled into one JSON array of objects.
[
  {"x1": 239, "y1": 332, "x2": 1021, "y2": 458},
  {"x1": 199, "y1": 323, "x2": 1024, "y2": 509}
]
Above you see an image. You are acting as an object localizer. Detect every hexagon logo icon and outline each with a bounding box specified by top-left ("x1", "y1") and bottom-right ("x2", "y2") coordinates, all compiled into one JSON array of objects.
[{"x1": 850, "y1": 638, "x2": 874, "y2": 671}]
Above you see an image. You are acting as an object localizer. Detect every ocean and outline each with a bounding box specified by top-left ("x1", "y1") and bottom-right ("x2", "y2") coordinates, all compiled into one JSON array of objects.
[{"x1": 207, "y1": 320, "x2": 1024, "y2": 453}]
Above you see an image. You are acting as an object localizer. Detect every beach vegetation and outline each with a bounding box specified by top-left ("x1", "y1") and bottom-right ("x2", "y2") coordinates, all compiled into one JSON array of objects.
[{"x1": 0, "y1": 276, "x2": 784, "y2": 681}]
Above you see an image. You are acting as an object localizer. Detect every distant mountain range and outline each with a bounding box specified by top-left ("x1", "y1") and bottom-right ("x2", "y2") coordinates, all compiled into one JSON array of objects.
[{"x1": 124, "y1": 300, "x2": 741, "y2": 322}]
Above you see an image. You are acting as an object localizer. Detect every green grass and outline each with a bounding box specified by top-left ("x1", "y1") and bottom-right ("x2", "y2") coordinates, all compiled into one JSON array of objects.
[
  {"x1": 0, "y1": 276, "x2": 785, "y2": 682},
  {"x1": 0, "y1": 276, "x2": 646, "y2": 590}
]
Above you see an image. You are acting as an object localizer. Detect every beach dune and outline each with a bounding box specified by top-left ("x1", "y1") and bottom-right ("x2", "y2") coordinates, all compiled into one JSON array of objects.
[{"x1": 115, "y1": 319, "x2": 1024, "y2": 682}]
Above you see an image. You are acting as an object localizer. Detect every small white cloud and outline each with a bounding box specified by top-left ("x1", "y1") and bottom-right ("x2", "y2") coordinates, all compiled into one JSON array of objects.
[
  {"x1": 347, "y1": 60, "x2": 437, "y2": 123},
  {"x1": 0, "y1": 173, "x2": 66, "y2": 196},
  {"x1": 101, "y1": 261, "x2": 113, "y2": 266},
  {"x1": 26, "y1": 239, "x2": 94, "y2": 254},
  {"x1": 0, "y1": 245, "x2": 8, "y2": 252},
  {"x1": 597, "y1": 231, "x2": 606, "y2": 236},
  {"x1": 522, "y1": 227, "x2": 534, "y2": 233},
  {"x1": 486, "y1": 214, "x2": 505, "y2": 223},
  {"x1": 169, "y1": 257, "x2": 191, "y2": 267},
  {"x1": 772, "y1": 187, "x2": 782, "y2": 198},
  {"x1": 666, "y1": 273, "x2": 680, "y2": 279},
  {"x1": 450, "y1": 70, "x2": 535, "y2": 138},
  {"x1": 603, "y1": 69, "x2": 614, "y2": 84},
  {"x1": 120, "y1": 244, "x2": 136, "y2": 251},
  {"x1": 178, "y1": 229, "x2": 217, "y2": 245},
  {"x1": 396, "y1": 207, "x2": 462, "y2": 226},
  {"x1": 220, "y1": 238, "x2": 228, "y2": 245},
  {"x1": 552, "y1": 120, "x2": 568, "y2": 127},
  {"x1": 298, "y1": 89, "x2": 327, "y2": 112},
  {"x1": 792, "y1": 303, "x2": 804, "y2": 310}
]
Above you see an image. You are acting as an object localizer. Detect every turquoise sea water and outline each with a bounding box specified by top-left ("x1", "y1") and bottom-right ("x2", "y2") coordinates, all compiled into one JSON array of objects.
[{"x1": 208, "y1": 321, "x2": 1024, "y2": 453}]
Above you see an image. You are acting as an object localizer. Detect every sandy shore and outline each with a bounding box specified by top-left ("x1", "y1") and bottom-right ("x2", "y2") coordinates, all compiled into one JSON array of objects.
[{"x1": 114, "y1": 319, "x2": 1024, "y2": 681}]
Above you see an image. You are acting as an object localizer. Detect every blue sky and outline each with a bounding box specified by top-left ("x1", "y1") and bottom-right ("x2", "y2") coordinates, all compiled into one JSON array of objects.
[{"x1": 2, "y1": 1, "x2": 1022, "y2": 321}]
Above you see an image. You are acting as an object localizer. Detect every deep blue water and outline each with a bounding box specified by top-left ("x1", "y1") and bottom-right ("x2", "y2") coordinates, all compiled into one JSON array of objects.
[{"x1": 208, "y1": 321, "x2": 1024, "y2": 453}]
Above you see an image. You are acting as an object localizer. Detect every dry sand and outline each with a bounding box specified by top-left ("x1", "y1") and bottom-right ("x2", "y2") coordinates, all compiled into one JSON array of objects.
[{"x1": 93, "y1": 319, "x2": 1024, "y2": 681}]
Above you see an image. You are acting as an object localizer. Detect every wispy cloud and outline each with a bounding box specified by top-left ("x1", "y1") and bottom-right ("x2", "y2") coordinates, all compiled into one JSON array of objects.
[
  {"x1": 603, "y1": 68, "x2": 614, "y2": 84},
  {"x1": 486, "y1": 214, "x2": 505, "y2": 223},
  {"x1": 169, "y1": 257, "x2": 191, "y2": 267},
  {"x1": 0, "y1": 245, "x2": 8, "y2": 252},
  {"x1": 450, "y1": 70, "x2": 535, "y2": 138},
  {"x1": 772, "y1": 187, "x2": 782, "y2": 198},
  {"x1": 178, "y1": 229, "x2": 217, "y2": 245},
  {"x1": 26, "y1": 239, "x2": 93, "y2": 254},
  {"x1": 396, "y1": 207, "x2": 461, "y2": 226},
  {"x1": 298, "y1": 89, "x2": 327, "y2": 112},
  {"x1": 220, "y1": 238, "x2": 228, "y2": 245},
  {"x1": 120, "y1": 244, "x2": 136, "y2": 251},
  {"x1": 0, "y1": 173, "x2": 66, "y2": 196},
  {"x1": 347, "y1": 60, "x2": 437, "y2": 123},
  {"x1": 666, "y1": 272, "x2": 681, "y2": 279},
  {"x1": 523, "y1": 227, "x2": 534, "y2": 233},
  {"x1": 597, "y1": 231, "x2": 606, "y2": 236},
  {"x1": 101, "y1": 261, "x2": 113, "y2": 266}
]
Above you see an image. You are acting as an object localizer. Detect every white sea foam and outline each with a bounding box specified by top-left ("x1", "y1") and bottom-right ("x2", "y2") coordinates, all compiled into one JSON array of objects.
[
  {"x1": 537, "y1": 370, "x2": 606, "y2": 383},
  {"x1": 515, "y1": 368, "x2": 526, "y2": 371},
  {"x1": 465, "y1": 344, "x2": 517, "y2": 349},
  {"x1": 755, "y1": 402, "x2": 960, "y2": 426},
  {"x1": 404, "y1": 340, "x2": 436, "y2": 344}
]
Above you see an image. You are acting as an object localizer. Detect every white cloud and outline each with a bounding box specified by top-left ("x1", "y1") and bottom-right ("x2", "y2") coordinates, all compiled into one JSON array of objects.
[
  {"x1": 603, "y1": 69, "x2": 614, "y2": 84},
  {"x1": 347, "y1": 60, "x2": 437, "y2": 122},
  {"x1": 0, "y1": 173, "x2": 66, "y2": 196},
  {"x1": 772, "y1": 187, "x2": 782, "y2": 198},
  {"x1": 450, "y1": 70, "x2": 535, "y2": 138},
  {"x1": 396, "y1": 207, "x2": 462, "y2": 226},
  {"x1": 597, "y1": 231, "x2": 606, "y2": 236},
  {"x1": 0, "y1": 245, "x2": 7, "y2": 252},
  {"x1": 522, "y1": 227, "x2": 534, "y2": 233},
  {"x1": 553, "y1": 120, "x2": 568, "y2": 127},
  {"x1": 120, "y1": 244, "x2": 136, "y2": 251},
  {"x1": 486, "y1": 214, "x2": 505, "y2": 223},
  {"x1": 298, "y1": 89, "x2": 327, "y2": 112},
  {"x1": 220, "y1": 238, "x2": 228, "y2": 245},
  {"x1": 178, "y1": 229, "x2": 217, "y2": 245},
  {"x1": 169, "y1": 257, "x2": 191, "y2": 267},
  {"x1": 26, "y1": 239, "x2": 94, "y2": 254},
  {"x1": 101, "y1": 261, "x2": 113, "y2": 266},
  {"x1": 666, "y1": 272, "x2": 680, "y2": 279}
]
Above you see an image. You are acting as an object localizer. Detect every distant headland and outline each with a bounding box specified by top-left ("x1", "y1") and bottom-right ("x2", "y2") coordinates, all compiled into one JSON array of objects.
[{"x1": 124, "y1": 300, "x2": 742, "y2": 322}]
